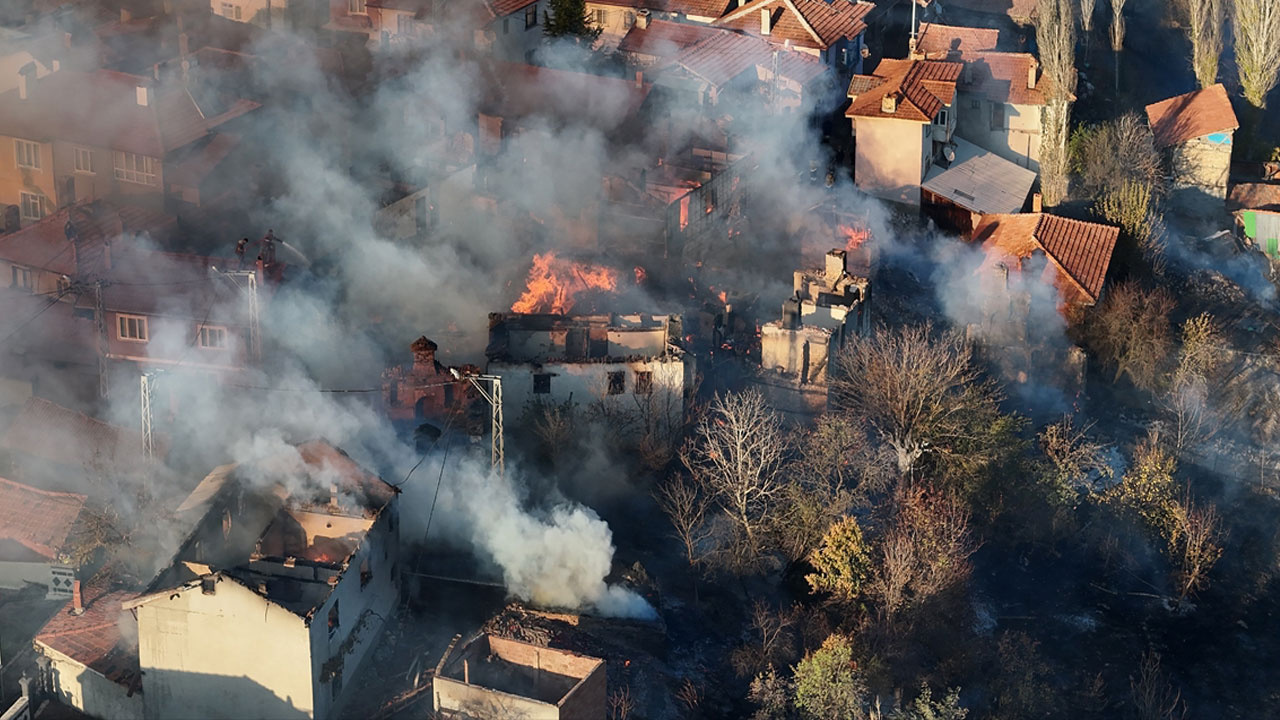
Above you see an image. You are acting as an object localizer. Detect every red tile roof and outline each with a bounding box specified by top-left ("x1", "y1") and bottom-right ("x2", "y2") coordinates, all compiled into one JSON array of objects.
[
  {"x1": 1229, "y1": 182, "x2": 1280, "y2": 212},
  {"x1": 480, "y1": 63, "x2": 653, "y2": 133},
  {"x1": 846, "y1": 58, "x2": 961, "y2": 122},
  {"x1": 35, "y1": 572, "x2": 140, "y2": 690},
  {"x1": 0, "y1": 201, "x2": 177, "y2": 278},
  {"x1": 0, "y1": 476, "x2": 85, "y2": 561},
  {"x1": 1145, "y1": 83, "x2": 1239, "y2": 148},
  {"x1": 662, "y1": 29, "x2": 828, "y2": 87},
  {"x1": 973, "y1": 213, "x2": 1119, "y2": 305},
  {"x1": 663, "y1": 0, "x2": 737, "y2": 18},
  {"x1": 486, "y1": 0, "x2": 539, "y2": 16},
  {"x1": 0, "y1": 69, "x2": 209, "y2": 157},
  {"x1": 714, "y1": 0, "x2": 873, "y2": 49},
  {"x1": 960, "y1": 52, "x2": 1047, "y2": 105},
  {"x1": 915, "y1": 22, "x2": 1000, "y2": 58},
  {"x1": 0, "y1": 397, "x2": 162, "y2": 477},
  {"x1": 944, "y1": 0, "x2": 1037, "y2": 22},
  {"x1": 618, "y1": 18, "x2": 723, "y2": 57}
]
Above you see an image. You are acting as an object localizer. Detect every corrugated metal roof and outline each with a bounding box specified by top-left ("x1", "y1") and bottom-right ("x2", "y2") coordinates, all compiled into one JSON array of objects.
[{"x1": 923, "y1": 136, "x2": 1036, "y2": 214}]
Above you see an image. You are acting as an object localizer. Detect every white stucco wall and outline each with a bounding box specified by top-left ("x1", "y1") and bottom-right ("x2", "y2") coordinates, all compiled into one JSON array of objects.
[
  {"x1": 491, "y1": 357, "x2": 686, "y2": 423},
  {"x1": 0, "y1": 561, "x2": 56, "y2": 592},
  {"x1": 485, "y1": 4, "x2": 545, "y2": 63},
  {"x1": 136, "y1": 579, "x2": 316, "y2": 720},
  {"x1": 955, "y1": 93, "x2": 1042, "y2": 171},
  {"x1": 40, "y1": 645, "x2": 144, "y2": 720}
]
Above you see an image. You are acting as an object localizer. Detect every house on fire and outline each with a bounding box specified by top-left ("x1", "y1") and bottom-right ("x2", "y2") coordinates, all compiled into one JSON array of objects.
[
  {"x1": 1145, "y1": 83, "x2": 1239, "y2": 207},
  {"x1": 485, "y1": 313, "x2": 692, "y2": 427},
  {"x1": 35, "y1": 440, "x2": 401, "y2": 720},
  {"x1": 754, "y1": 249, "x2": 870, "y2": 422},
  {"x1": 431, "y1": 633, "x2": 606, "y2": 719},
  {"x1": 381, "y1": 335, "x2": 476, "y2": 428}
]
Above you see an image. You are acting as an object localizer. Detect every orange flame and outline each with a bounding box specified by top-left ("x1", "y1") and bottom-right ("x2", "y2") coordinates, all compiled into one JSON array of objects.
[
  {"x1": 511, "y1": 252, "x2": 619, "y2": 314},
  {"x1": 838, "y1": 224, "x2": 871, "y2": 252},
  {"x1": 634, "y1": 266, "x2": 647, "y2": 284}
]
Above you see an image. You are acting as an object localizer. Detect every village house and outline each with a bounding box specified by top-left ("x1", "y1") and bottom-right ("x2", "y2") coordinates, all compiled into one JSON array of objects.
[
  {"x1": 970, "y1": 212, "x2": 1120, "y2": 321},
  {"x1": 1145, "y1": 83, "x2": 1239, "y2": 206},
  {"x1": 477, "y1": 0, "x2": 547, "y2": 63},
  {"x1": 0, "y1": 66, "x2": 258, "y2": 230},
  {"x1": 920, "y1": 135, "x2": 1036, "y2": 234},
  {"x1": 485, "y1": 312, "x2": 692, "y2": 428},
  {"x1": 938, "y1": 0, "x2": 1037, "y2": 29},
  {"x1": 914, "y1": 23, "x2": 1047, "y2": 171},
  {"x1": 710, "y1": 0, "x2": 874, "y2": 78},
  {"x1": 845, "y1": 58, "x2": 961, "y2": 205},
  {"x1": 0, "y1": 476, "x2": 84, "y2": 597},
  {"x1": 753, "y1": 249, "x2": 870, "y2": 422},
  {"x1": 1229, "y1": 183, "x2": 1280, "y2": 261},
  {"x1": 431, "y1": 633, "x2": 606, "y2": 719},
  {"x1": 617, "y1": 15, "x2": 724, "y2": 66}
]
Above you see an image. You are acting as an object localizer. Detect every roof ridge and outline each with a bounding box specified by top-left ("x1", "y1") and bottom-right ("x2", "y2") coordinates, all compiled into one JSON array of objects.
[{"x1": 0, "y1": 473, "x2": 88, "y2": 502}]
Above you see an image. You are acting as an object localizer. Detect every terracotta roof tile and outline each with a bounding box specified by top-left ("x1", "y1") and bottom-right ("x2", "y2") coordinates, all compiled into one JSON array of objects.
[
  {"x1": 486, "y1": 0, "x2": 539, "y2": 16},
  {"x1": 36, "y1": 572, "x2": 140, "y2": 690},
  {"x1": 479, "y1": 62, "x2": 652, "y2": 133},
  {"x1": 1145, "y1": 83, "x2": 1239, "y2": 148},
  {"x1": 973, "y1": 213, "x2": 1119, "y2": 305},
  {"x1": 959, "y1": 52, "x2": 1047, "y2": 105},
  {"x1": 618, "y1": 18, "x2": 723, "y2": 57},
  {"x1": 0, "y1": 476, "x2": 85, "y2": 561},
  {"x1": 663, "y1": 0, "x2": 736, "y2": 18},
  {"x1": 714, "y1": 0, "x2": 873, "y2": 49},
  {"x1": 916, "y1": 22, "x2": 1000, "y2": 58},
  {"x1": 0, "y1": 69, "x2": 208, "y2": 157},
  {"x1": 0, "y1": 397, "x2": 162, "y2": 477},
  {"x1": 944, "y1": 0, "x2": 1037, "y2": 21},
  {"x1": 846, "y1": 58, "x2": 961, "y2": 122}
]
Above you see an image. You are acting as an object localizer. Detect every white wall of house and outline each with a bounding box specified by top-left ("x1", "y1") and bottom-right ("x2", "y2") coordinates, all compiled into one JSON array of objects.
[
  {"x1": 39, "y1": 645, "x2": 144, "y2": 720},
  {"x1": 136, "y1": 579, "x2": 316, "y2": 720},
  {"x1": 485, "y1": 4, "x2": 545, "y2": 63},
  {"x1": 490, "y1": 357, "x2": 687, "y2": 424},
  {"x1": 955, "y1": 93, "x2": 1042, "y2": 171},
  {"x1": 854, "y1": 117, "x2": 928, "y2": 205}
]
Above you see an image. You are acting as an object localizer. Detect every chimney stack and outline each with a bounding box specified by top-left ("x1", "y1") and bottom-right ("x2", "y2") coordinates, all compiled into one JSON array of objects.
[
  {"x1": 411, "y1": 336, "x2": 437, "y2": 372},
  {"x1": 1031, "y1": 192, "x2": 1042, "y2": 212},
  {"x1": 881, "y1": 93, "x2": 897, "y2": 114},
  {"x1": 782, "y1": 297, "x2": 801, "y2": 330},
  {"x1": 635, "y1": 70, "x2": 644, "y2": 88},
  {"x1": 329, "y1": 482, "x2": 339, "y2": 511},
  {"x1": 71, "y1": 580, "x2": 84, "y2": 615},
  {"x1": 635, "y1": 8, "x2": 649, "y2": 28},
  {"x1": 1027, "y1": 59, "x2": 1037, "y2": 89},
  {"x1": 760, "y1": 7, "x2": 772, "y2": 35}
]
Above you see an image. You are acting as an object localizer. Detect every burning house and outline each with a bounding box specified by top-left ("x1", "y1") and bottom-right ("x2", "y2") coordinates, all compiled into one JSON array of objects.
[
  {"x1": 0, "y1": 476, "x2": 85, "y2": 597},
  {"x1": 36, "y1": 440, "x2": 405, "y2": 720},
  {"x1": 431, "y1": 633, "x2": 606, "y2": 719},
  {"x1": 753, "y1": 249, "x2": 870, "y2": 421},
  {"x1": 382, "y1": 336, "x2": 475, "y2": 429},
  {"x1": 485, "y1": 313, "x2": 691, "y2": 427}
]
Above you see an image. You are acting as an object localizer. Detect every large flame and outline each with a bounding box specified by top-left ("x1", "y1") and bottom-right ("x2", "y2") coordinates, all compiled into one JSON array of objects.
[
  {"x1": 511, "y1": 252, "x2": 619, "y2": 314},
  {"x1": 838, "y1": 224, "x2": 871, "y2": 252}
]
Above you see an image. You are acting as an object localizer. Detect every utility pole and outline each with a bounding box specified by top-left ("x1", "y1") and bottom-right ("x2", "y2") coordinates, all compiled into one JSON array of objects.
[
  {"x1": 94, "y1": 280, "x2": 109, "y2": 399},
  {"x1": 140, "y1": 371, "x2": 158, "y2": 459},
  {"x1": 465, "y1": 375, "x2": 504, "y2": 477},
  {"x1": 213, "y1": 269, "x2": 261, "y2": 363}
]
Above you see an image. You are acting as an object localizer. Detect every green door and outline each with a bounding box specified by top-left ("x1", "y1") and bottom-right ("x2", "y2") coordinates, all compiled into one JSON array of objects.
[{"x1": 1268, "y1": 236, "x2": 1279, "y2": 259}]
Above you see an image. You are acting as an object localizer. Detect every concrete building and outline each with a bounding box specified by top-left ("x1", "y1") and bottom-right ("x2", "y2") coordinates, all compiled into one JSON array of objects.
[
  {"x1": 1145, "y1": 84, "x2": 1239, "y2": 207},
  {"x1": 754, "y1": 249, "x2": 869, "y2": 422},
  {"x1": 33, "y1": 441, "x2": 402, "y2": 720},
  {"x1": 0, "y1": 476, "x2": 84, "y2": 597},
  {"x1": 846, "y1": 59, "x2": 961, "y2": 205},
  {"x1": 485, "y1": 313, "x2": 691, "y2": 428},
  {"x1": 432, "y1": 633, "x2": 606, "y2": 720}
]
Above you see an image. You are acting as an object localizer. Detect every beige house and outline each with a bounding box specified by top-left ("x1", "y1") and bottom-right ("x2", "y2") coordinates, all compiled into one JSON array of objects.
[
  {"x1": 845, "y1": 58, "x2": 962, "y2": 205},
  {"x1": 1146, "y1": 84, "x2": 1239, "y2": 204}
]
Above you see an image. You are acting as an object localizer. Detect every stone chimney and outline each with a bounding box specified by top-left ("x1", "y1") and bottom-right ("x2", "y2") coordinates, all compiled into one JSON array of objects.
[
  {"x1": 1031, "y1": 192, "x2": 1042, "y2": 212},
  {"x1": 411, "y1": 336, "x2": 438, "y2": 373},
  {"x1": 635, "y1": 8, "x2": 649, "y2": 28},
  {"x1": 71, "y1": 580, "x2": 84, "y2": 615},
  {"x1": 16, "y1": 61, "x2": 36, "y2": 100},
  {"x1": 782, "y1": 297, "x2": 801, "y2": 329},
  {"x1": 760, "y1": 7, "x2": 772, "y2": 35},
  {"x1": 825, "y1": 248, "x2": 847, "y2": 280}
]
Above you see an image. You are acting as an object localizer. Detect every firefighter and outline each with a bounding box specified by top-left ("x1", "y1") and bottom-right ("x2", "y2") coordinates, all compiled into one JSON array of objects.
[{"x1": 235, "y1": 237, "x2": 249, "y2": 268}]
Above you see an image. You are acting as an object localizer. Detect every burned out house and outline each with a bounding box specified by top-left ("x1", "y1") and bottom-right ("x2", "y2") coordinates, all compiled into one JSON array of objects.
[
  {"x1": 753, "y1": 249, "x2": 869, "y2": 421},
  {"x1": 432, "y1": 633, "x2": 606, "y2": 720},
  {"x1": 486, "y1": 313, "x2": 691, "y2": 427},
  {"x1": 381, "y1": 336, "x2": 475, "y2": 427},
  {"x1": 33, "y1": 441, "x2": 402, "y2": 720}
]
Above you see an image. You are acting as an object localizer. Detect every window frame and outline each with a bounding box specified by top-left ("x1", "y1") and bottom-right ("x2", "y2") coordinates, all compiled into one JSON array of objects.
[
  {"x1": 524, "y1": 3, "x2": 537, "y2": 29},
  {"x1": 607, "y1": 371, "x2": 625, "y2": 395},
  {"x1": 18, "y1": 192, "x2": 46, "y2": 221},
  {"x1": 14, "y1": 139, "x2": 40, "y2": 170},
  {"x1": 593, "y1": 7, "x2": 606, "y2": 25},
  {"x1": 533, "y1": 373, "x2": 552, "y2": 395},
  {"x1": 73, "y1": 147, "x2": 95, "y2": 174},
  {"x1": 634, "y1": 370, "x2": 653, "y2": 395},
  {"x1": 11, "y1": 266, "x2": 32, "y2": 293},
  {"x1": 117, "y1": 314, "x2": 149, "y2": 342},
  {"x1": 113, "y1": 151, "x2": 158, "y2": 186},
  {"x1": 197, "y1": 324, "x2": 228, "y2": 349},
  {"x1": 348, "y1": 0, "x2": 367, "y2": 14}
]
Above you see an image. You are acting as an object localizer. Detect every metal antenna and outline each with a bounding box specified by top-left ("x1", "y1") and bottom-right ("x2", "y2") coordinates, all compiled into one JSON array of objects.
[{"x1": 466, "y1": 375, "x2": 504, "y2": 476}]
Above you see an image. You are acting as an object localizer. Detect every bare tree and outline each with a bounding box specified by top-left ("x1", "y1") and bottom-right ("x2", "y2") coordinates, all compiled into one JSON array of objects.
[
  {"x1": 1185, "y1": 0, "x2": 1225, "y2": 87},
  {"x1": 1039, "y1": 415, "x2": 1114, "y2": 499},
  {"x1": 830, "y1": 324, "x2": 1002, "y2": 477},
  {"x1": 680, "y1": 389, "x2": 790, "y2": 569},
  {"x1": 1130, "y1": 651, "x2": 1188, "y2": 720},
  {"x1": 1110, "y1": 0, "x2": 1127, "y2": 52},
  {"x1": 1072, "y1": 113, "x2": 1162, "y2": 199},
  {"x1": 1233, "y1": 0, "x2": 1280, "y2": 108},
  {"x1": 654, "y1": 475, "x2": 713, "y2": 574},
  {"x1": 1036, "y1": 0, "x2": 1078, "y2": 205},
  {"x1": 1170, "y1": 498, "x2": 1224, "y2": 604},
  {"x1": 868, "y1": 484, "x2": 977, "y2": 620},
  {"x1": 1162, "y1": 313, "x2": 1229, "y2": 457},
  {"x1": 1081, "y1": 0, "x2": 1097, "y2": 36},
  {"x1": 731, "y1": 601, "x2": 799, "y2": 678},
  {"x1": 1086, "y1": 281, "x2": 1175, "y2": 392}
]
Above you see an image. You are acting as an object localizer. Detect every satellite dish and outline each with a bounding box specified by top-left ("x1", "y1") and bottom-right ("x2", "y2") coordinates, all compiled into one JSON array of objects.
[
  {"x1": 943, "y1": 144, "x2": 956, "y2": 162},
  {"x1": 860, "y1": 46, "x2": 870, "y2": 59}
]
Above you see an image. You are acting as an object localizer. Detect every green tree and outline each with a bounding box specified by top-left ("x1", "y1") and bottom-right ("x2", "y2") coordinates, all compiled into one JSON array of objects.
[
  {"x1": 891, "y1": 683, "x2": 969, "y2": 720},
  {"x1": 793, "y1": 634, "x2": 867, "y2": 720},
  {"x1": 543, "y1": 0, "x2": 601, "y2": 41},
  {"x1": 805, "y1": 516, "x2": 873, "y2": 603}
]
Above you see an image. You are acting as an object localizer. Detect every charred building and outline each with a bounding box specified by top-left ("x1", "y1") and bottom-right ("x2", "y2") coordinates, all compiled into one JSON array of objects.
[{"x1": 431, "y1": 633, "x2": 606, "y2": 719}]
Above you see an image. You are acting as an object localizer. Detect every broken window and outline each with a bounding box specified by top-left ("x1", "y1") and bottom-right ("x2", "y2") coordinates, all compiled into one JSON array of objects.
[
  {"x1": 635, "y1": 371, "x2": 653, "y2": 395},
  {"x1": 533, "y1": 373, "x2": 551, "y2": 394},
  {"x1": 607, "y1": 371, "x2": 625, "y2": 395},
  {"x1": 328, "y1": 600, "x2": 340, "y2": 638}
]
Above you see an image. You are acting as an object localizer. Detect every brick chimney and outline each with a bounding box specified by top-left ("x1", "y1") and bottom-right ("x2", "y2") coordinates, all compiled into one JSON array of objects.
[
  {"x1": 411, "y1": 336, "x2": 438, "y2": 374},
  {"x1": 1027, "y1": 59, "x2": 1037, "y2": 90},
  {"x1": 760, "y1": 7, "x2": 772, "y2": 35},
  {"x1": 71, "y1": 580, "x2": 84, "y2": 615},
  {"x1": 881, "y1": 93, "x2": 897, "y2": 114}
]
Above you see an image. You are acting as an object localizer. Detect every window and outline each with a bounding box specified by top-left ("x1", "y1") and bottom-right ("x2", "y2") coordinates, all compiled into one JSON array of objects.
[
  {"x1": 970, "y1": 97, "x2": 980, "y2": 110},
  {"x1": 533, "y1": 373, "x2": 551, "y2": 394},
  {"x1": 14, "y1": 139, "x2": 39, "y2": 169},
  {"x1": 607, "y1": 371, "x2": 624, "y2": 395},
  {"x1": 10, "y1": 266, "x2": 31, "y2": 293},
  {"x1": 525, "y1": 3, "x2": 537, "y2": 28},
  {"x1": 73, "y1": 147, "x2": 94, "y2": 174},
  {"x1": 398, "y1": 13, "x2": 415, "y2": 35},
  {"x1": 936, "y1": 109, "x2": 948, "y2": 126},
  {"x1": 197, "y1": 325, "x2": 227, "y2": 349},
  {"x1": 990, "y1": 103, "x2": 1005, "y2": 131},
  {"x1": 348, "y1": 0, "x2": 366, "y2": 13},
  {"x1": 328, "y1": 600, "x2": 340, "y2": 637},
  {"x1": 234, "y1": 5, "x2": 242, "y2": 18},
  {"x1": 635, "y1": 371, "x2": 653, "y2": 395},
  {"x1": 117, "y1": 314, "x2": 149, "y2": 341},
  {"x1": 113, "y1": 152, "x2": 158, "y2": 186},
  {"x1": 593, "y1": 8, "x2": 606, "y2": 25},
  {"x1": 220, "y1": 2, "x2": 233, "y2": 16},
  {"x1": 19, "y1": 192, "x2": 47, "y2": 221}
]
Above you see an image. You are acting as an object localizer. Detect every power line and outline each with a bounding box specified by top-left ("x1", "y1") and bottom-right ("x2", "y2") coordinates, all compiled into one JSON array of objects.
[{"x1": 0, "y1": 287, "x2": 76, "y2": 345}]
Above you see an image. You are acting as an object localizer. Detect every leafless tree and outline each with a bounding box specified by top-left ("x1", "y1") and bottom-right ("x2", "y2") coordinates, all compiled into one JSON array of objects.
[
  {"x1": 1087, "y1": 281, "x2": 1175, "y2": 392},
  {"x1": 830, "y1": 324, "x2": 1002, "y2": 477},
  {"x1": 1130, "y1": 651, "x2": 1188, "y2": 720},
  {"x1": 1170, "y1": 498, "x2": 1225, "y2": 604},
  {"x1": 1110, "y1": 0, "x2": 1127, "y2": 52},
  {"x1": 608, "y1": 686, "x2": 636, "y2": 720},
  {"x1": 1233, "y1": 0, "x2": 1280, "y2": 108},
  {"x1": 731, "y1": 601, "x2": 799, "y2": 678},
  {"x1": 1185, "y1": 0, "x2": 1225, "y2": 87},
  {"x1": 1073, "y1": 113, "x2": 1163, "y2": 199},
  {"x1": 1036, "y1": 0, "x2": 1077, "y2": 205},
  {"x1": 1162, "y1": 313, "x2": 1229, "y2": 457},
  {"x1": 1039, "y1": 415, "x2": 1114, "y2": 498},
  {"x1": 654, "y1": 475, "x2": 713, "y2": 573},
  {"x1": 869, "y1": 483, "x2": 977, "y2": 620},
  {"x1": 680, "y1": 389, "x2": 790, "y2": 568},
  {"x1": 1081, "y1": 0, "x2": 1097, "y2": 34}
]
